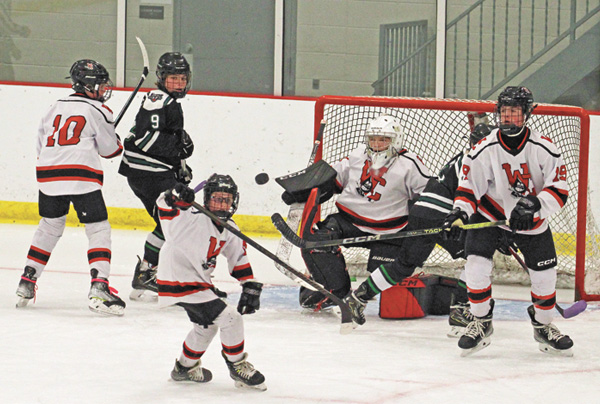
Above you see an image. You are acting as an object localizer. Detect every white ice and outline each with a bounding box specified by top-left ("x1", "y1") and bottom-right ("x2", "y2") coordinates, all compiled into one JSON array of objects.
[{"x1": 1, "y1": 223, "x2": 599, "y2": 404}]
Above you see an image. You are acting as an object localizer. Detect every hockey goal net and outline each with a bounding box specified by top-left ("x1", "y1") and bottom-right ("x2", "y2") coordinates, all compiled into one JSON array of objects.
[{"x1": 312, "y1": 95, "x2": 600, "y2": 301}]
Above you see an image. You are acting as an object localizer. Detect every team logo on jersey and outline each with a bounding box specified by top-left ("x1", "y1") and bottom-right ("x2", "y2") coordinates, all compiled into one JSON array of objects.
[
  {"x1": 202, "y1": 237, "x2": 226, "y2": 270},
  {"x1": 502, "y1": 163, "x2": 532, "y2": 197},
  {"x1": 356, "y1": 160, "x2": 387, "y2": 201},
  {"x1": 148, "y1": 93, "x2": 164, "y2": 102}
]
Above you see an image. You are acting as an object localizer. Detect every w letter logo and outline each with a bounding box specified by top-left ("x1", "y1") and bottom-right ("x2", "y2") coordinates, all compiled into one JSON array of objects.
[{"x1": 502, "y1": 163, "x2": 531, "y2": 197}]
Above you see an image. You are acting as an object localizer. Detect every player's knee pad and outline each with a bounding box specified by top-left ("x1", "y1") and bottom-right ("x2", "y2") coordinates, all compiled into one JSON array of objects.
[
  {"x1": 213, "y1": 304, "x2": 244, "y2": 342},
  {"x1": 191, "y1": 323, "x2": 219, "y2": 345},
  {"x1": 464, "y1": 255, "x2": 493, "y2": 290},
  {"x1": 85, "y1": 220, "x2": 111, "y2": 238},
  {"x1": 39, "y1": 216, "x2": 67, "y2": 238}
]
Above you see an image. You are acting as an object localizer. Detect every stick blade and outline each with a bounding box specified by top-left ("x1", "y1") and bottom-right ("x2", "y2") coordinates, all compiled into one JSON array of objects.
[
  {"x1": 558, "y1": 300, "x2": 587, "y2": 318},
  {"x1": 271, "y1": 213, "x2": 306, "y2": 248}
]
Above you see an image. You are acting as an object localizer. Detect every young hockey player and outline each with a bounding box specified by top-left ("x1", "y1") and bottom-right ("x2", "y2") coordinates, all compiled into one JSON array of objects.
[
  {"x1": 156, "y1": 175, "x2": 266, "y2": 391},
  {"x1": 295, "y1": 115, "x2": 432, "y2": 311},
  {"x1": 118, "y1": 52, "x2": 194, "y2": 302},
  {"x1": 16, "y1": 59, "x2": 125, "y2": 316},
  {"x1": 344, "y1": 114, "x2": 497, "y2": 336},
  {"x1": 442, "y1": 86, "x2": 573, "y2": 356}
]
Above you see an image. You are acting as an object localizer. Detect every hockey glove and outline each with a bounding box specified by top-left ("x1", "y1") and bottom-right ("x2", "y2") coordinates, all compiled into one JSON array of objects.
[
  {"x1": 177, "y1": 129, "x2": 194, "y2": 158},
  {"x1": 510, "y1": 195, "x2": 541, "y2": 231},
  {"x1": 164, "y1": 183, "x2": 195, "y2": 210},
  {"x1": 496, "y1": 234, "x2": 518, "y2": 256},
  {"x1": 441, "y1": 208, "x2": 469, "y2": 241},
  {"x1": 237, "y1": 280, "x2": 263, "y2": 315}
]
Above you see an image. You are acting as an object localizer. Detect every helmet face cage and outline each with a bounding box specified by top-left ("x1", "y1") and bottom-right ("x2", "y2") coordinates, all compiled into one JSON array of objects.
[
  {"x1": 203, "y1": 174, "x2": 239, "y2": 221},
  {"x1": 469, "y1": 123, "x2": 493, "y2": 147},
  {"x1": 495, "y1": 86, "x2": 535, "y2": 135},
  {"x1": 364, "y1": 115, "x2": 404, "y2": 170},
  {"x1": 156, "y1": 52, "x2": 192, "y2": 99},
  {"x1": 69, "y1": 59, "x2": 113, "y2": 102}
]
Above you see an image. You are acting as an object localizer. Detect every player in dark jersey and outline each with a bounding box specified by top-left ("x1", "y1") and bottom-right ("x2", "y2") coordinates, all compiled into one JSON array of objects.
[
  {"x1": 118, "y1": 52, "x2": 194, "y2": 301},
  {"x1": 344, "y1": 114, "x2": 494, "y2": 335}
]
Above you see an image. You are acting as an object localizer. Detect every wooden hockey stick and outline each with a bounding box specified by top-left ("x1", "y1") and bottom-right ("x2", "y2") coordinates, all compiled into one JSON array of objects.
[
  {"x1": 114, "y1": 36, "x2": 149, "y2": 128},
  {"x1": 272, "y1": 213, "x2": 508, "y2": 249},
  {"x1": 190, "y1": 200, "x2": 355, "y2": 334},
  {"x1": 273, "y1": 120, "x2": 326, "y2": 287},
  {"x1": 507, "y1": 246, "x2": 587, "y2": 318}
]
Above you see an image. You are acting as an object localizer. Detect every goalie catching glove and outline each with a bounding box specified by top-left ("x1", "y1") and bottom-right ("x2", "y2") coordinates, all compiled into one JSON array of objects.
[
  {"x1": 276, "y1": 160, "x2": 338, "y2": 205},
  {"x1": 510, "y1": 195, "x2": 541, "y2": 231},
  {"x1": 441, "y1": 208, "x2": 469, "y2": 241},
  {"x1": 165, "y1": 183, "x2": 195, "y2": 210},
  {"x1": 237, "y1": 280, "x2": 263, "y2": 315}
]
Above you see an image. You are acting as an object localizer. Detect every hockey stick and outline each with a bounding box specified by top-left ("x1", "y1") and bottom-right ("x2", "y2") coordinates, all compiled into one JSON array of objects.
[
  {"x1": 114, "y1": 36, "x2": 149, "y2": 128},
  {"x1": 273, "y1": 120, "x2": 326, "y2": 286},
  {"x1": 507, "y1": 246, "x2": 587, "y2": 318},
  {"x1": 272, "y1": 214, "x2": 508, "y2": 249},
  {"x1": 190, "y1": 200, "x2": 354, "y2": 334}
]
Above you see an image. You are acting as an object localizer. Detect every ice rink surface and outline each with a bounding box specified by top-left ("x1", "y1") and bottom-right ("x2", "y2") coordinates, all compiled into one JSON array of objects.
[{"x1": 1, "y1": 223, "x2": 599, "y2": 404}]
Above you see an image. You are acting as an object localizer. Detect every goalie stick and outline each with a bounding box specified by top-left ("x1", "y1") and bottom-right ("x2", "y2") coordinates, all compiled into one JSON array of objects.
[
  {"x1": 114, "y1": 36, "x2": 149, "y2": 128},
  {"x1": 189, "y1": 200, "x2": 354, "y2": 334},
  {"x1": 507, "y1": 246, "x2": 587, "y2": 318},
  {"x1": 273, "y1": 120, "x2": 326, "y2": 288},
  {"x1": 272, "y1": 213, "x2": 508, "y2": 249}
]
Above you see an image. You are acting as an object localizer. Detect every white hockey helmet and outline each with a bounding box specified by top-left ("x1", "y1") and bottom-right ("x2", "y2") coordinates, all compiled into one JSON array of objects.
[{"x1": 364, "y1": 115, "x2": 404, "y2": 170}]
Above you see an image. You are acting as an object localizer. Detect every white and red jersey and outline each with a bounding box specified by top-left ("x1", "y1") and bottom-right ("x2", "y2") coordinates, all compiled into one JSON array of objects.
[
  {"x1": 35, "y1": 93, "x2": 122, "y2": 196},
  {"x1": 156, "y1": 193, "x2": 255, "y2": 307},
  {"x1": 333, "y1": 145, "x2": 431, "y2": 234},
  {"x1": 454, "y1": 127, "x2": 568, "y2": 234}
]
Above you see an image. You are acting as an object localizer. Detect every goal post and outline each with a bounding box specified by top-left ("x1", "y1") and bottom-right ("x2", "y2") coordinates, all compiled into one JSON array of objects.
[{"x1": 311, "y1": 95, "x2": 599, "y2": 301}]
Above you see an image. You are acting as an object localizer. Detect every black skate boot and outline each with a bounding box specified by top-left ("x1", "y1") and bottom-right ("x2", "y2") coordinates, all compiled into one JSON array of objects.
[
  {"x1": 170, "y1": 359, "x2": 212, "y2": 383},
  {"x1": 458, "y1": 299, "x2": 494, "y2": 356},
  {"x1": 342, "y1": 281, "x2": 375, "y2": 326},
  {"x1": 130, "y1": 256, "x2": 158, "y2": 302},
  {"x1": 448, "y1": 302, "x2": 474, "y2": 338},
  {"x1": 88, "y1": 269, "x2": 126, "y2": 316},
  {"x1": 16, "y1": 266, "x2": 38, "y2": 308},
  {"x1": 222, "y1": 351, "x2": 266, "y2": 391},
  {"x1": 527, "y1": 305, "x2": 574, "y2": 356},
  {"x1": 299, "y1": 286, "x2": 337, "y2": 313}
]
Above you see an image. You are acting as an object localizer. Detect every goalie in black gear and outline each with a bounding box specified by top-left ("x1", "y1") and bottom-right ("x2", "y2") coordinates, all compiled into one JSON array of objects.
[
  {"x1": 345, "y1": 113, "x2": 501, "y2": 335},
  {"x1": 284, "y1": 115, "x2": 433, "y2": 311}
]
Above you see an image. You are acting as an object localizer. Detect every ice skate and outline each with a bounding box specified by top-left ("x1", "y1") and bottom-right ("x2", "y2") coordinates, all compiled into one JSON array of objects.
[
  {"x1": 222, "y1": 352, "x2": 266, "y2": 391},
  {"x1": 527, "y1": 305, "x2": 574, "y2": 357},
  {"x1": 129, "y1": 256, "x2": 158, "y2": 302},
  {"x1": 299, "y1": 287, "x2": 338, "y2": 314},
  {"x1": 447, "y1": 302, "x2": 474, "y2": 338},
  {"x1": 458, "y1": 300, "x2": 494, "y2": 357},
  {"x1": 16, "y1": 266, "x2": 38, "y2": 308},
  {"x1": 170, "y1": 359, "x2": 212, "y2": 383},
  {"x1": 343, "y1": 290, "x2": 367, "y2": 326},
  {"x1": 88, "y1": 269, "x2": 126, "y2": 316}
]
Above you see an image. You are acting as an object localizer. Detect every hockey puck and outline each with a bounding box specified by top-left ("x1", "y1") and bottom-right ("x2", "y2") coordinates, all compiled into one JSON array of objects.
[{"x1": 255, "y1": 173, "x2": 270, "y2": 185}]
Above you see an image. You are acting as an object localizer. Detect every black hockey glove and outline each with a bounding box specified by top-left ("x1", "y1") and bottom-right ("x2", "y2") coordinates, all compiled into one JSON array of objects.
[
  {"x1": 510, "y1": 195, "x2": 541, "y2": 231},
  {"x1": 237, "y1": 280, "x2": 263, "y2": 315},
  {"x1": 164, "y1": 183, "x2": 195, "y2": 210},
  {"x1": 496, "y1": 233, "x2": 518, "y2": 256},
  {"x1": 177, "y1": 129, "x2": 194, "y2": 158},
  {"x1": 441, "y1": 208, "x2": 469, "y2": 241}
]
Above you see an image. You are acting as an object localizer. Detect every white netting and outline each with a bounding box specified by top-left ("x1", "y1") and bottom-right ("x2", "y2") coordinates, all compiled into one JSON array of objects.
[{"x1": 314, "y1": 96, "x2": 600, "y2": 296}]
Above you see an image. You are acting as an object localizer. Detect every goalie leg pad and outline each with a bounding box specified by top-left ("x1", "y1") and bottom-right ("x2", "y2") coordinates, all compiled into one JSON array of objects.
[{"x1": 301, "y1": 246, "x2": 350, "y2": 299}]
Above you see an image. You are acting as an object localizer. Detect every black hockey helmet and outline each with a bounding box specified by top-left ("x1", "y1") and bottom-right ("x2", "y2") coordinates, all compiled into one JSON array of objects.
[
  {"x1": 68, "y1": 59, "x2": 113, "y2": 101},
  {"x1": 203, "y1": 173, "x2": 239, "y2": 221},
  {"x1": 156, "y1": 52, "x2": 191, "y2": 98},
  {"x1": 495, "y1": 86, "x2": 536, "y2": 135},
  {"x1": 470, "y1": 123, "x2": 494, "y2": 147}
]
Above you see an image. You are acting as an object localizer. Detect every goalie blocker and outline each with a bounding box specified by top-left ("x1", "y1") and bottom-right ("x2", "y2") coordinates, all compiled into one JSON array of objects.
[
  {"x1": 379, "y1": 273, "x2": 460, "y2": 319},
  {"x1": 276, "y1": 160, "x2": 338, "y2": 205}
]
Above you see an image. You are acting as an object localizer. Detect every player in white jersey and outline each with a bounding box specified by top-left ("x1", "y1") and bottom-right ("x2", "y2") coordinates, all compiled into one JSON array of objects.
[
  {"x1": 298, "y1": 115, "x2": 432, "y2": 310},
  {"x1": 157, "y1": 175, "x2": 266, "y2": 390},
  {"x1": 442, "y1": 86, "x2": 573, "y2": 356},
  {"x1": 16, "y1": 59, "x2": 125, "y2": 316},
  {"x1": 118, "y1": 52, "x2": 195, "y2": 302}
]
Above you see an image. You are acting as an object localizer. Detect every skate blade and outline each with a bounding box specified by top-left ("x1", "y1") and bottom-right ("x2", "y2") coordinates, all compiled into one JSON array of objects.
[
  {"x1": 447, "y1": 326, "x2": 465, "y2": 338},
  {"x1": 15, "y1": 297, "x2": 32, "y2": 308},
  {"x1": 538, "y1": 343, "x2": 574, "y2": 357},
  {"x1": 88, "y1": 299, "x2": 125, "y2": 317},
  {"x1": 129, "y1": 289, "x2": 158, "y2": 302},
  {"x1": 300, "y1": 306, "x2": 338, "y2": 315},
  {"x1": 234, "y1": 380, "x2": 267, "y2": 391},
  {"x1": 460, "y1": 337, "x2": 491, "y2": 357},
  {"x1": 340, "y1": 322, "x2": 355, "y2": 335}
]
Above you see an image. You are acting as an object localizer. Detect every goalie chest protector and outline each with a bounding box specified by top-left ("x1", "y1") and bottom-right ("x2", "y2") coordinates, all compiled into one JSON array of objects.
[{"x1": 379, "y1": 274, "x2": 459, "y2": 319}]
